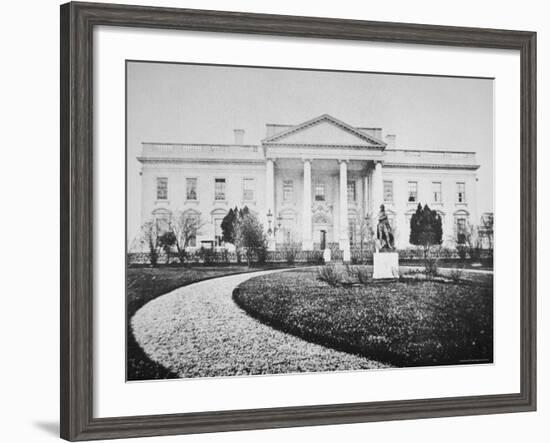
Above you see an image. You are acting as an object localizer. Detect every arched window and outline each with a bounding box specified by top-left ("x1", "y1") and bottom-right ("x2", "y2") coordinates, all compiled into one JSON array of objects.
[
  {"x1": 152, "y1": 208, "x2": 171, "y2": 235},
  {"x1": 454, "y1": 209, "x2": 470, "y2": 244},
  {"x1": 181, "y1": 209, "x2": 201, "y2": 247},
  {"x1": 210, "y1": 208, "x2": 228, "y2": 247}
]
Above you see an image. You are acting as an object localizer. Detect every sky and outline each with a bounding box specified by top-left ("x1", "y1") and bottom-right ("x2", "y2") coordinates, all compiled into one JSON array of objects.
[{"x1": 127, "y1": 61, "x2": 493, "y2": 238}]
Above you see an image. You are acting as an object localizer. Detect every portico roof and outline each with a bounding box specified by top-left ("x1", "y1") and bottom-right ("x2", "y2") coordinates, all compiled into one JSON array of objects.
[{"x1": 262, "y1": 114, "x2": 387, "y2": 149}]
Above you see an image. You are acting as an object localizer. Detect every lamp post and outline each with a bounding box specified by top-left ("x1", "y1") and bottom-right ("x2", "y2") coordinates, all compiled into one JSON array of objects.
[{"x1": 266, "y1": 209, "x2": 273, "y2": 235}]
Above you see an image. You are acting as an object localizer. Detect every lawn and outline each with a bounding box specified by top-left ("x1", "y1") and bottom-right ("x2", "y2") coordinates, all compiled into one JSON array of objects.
[
  {"x1": 127, "y1": 265, "x2": 267, "y2": 380},
  {"x1": 234, "y1": 268, "x2": 493, "y2": 367}
]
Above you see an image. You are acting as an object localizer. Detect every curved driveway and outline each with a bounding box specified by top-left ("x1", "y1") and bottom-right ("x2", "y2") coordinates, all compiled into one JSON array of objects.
[{"x1": 132, "y1": 269, "x2": 387, "y2": 378}]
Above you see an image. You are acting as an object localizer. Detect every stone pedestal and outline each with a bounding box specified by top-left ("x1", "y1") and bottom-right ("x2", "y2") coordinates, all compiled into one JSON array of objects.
[
  {"x1": 373, "y1": 252, "x2": 399, "y2": 279},
  {"x1": 323, "y1": 248, "x2": 332, "y2": 263},
  {"x1": 342, "y1": 245, "x2": 351, "y2": 263}
]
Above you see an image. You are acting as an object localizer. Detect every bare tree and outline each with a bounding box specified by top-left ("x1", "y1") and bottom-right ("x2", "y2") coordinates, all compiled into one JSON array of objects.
[
  {"x1": 481, "y1": 213, "x2": 494, "y2": 250},
  {"x1": 172, "y1": 211, "x2": 206, "y2": 265},
  {"x1": 137, "y1": 220, "x2": 161, "y2": 267}
]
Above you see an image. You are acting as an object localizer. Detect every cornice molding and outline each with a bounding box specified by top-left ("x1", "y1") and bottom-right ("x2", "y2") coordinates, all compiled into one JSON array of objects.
[
  {"x1": 383, "y1": 163, "x2": 480, "y2": 170},
  {"x1": 264, "y1": 143, "x2": 385, "y2": 150},
  {"x1": 137, "y1": 157, "x2": 266, "y2": 165}
]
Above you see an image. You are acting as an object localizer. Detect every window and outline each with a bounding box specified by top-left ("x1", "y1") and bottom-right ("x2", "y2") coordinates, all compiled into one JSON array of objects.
[
  {"x1": 283, "y1": 180, "x2": 294, "y2": 202},
  {"x1": 383, "y1": 180, "x2": 393, "y2": 203},
  {"x1": 432, "y1": 182, "x2": 442, "y2": 203},
  {"x1": 214, "y1": 178, "x2": 226, "y2": 201},
  {"x1": 186, "y1": 178, "x2": 197, "y2": 200},
  {"x1": 243, "y1": 178, "x2": 255, "y2": 201},
  {"x1": 188, "y1": 234, "x2": 196, "y2": 247},
  {"x1": 154, "y1": 211, "x2": 170, "y2": 235},
  {"x1": 456, "y1": 217, "x2": 467, "y2": 244},
  {"x1": 349, "y1": 223, "x2": 356, "y2": 245},
  {"x1": 281, "y1": 216, "x2": 295, "y2": 243},
  {"x1": 457, "y1": 182, "x2": 466, "y2": 203},
  {"x1": 407, "y1": 181, "x2": 418, "y2": 203},
  {"x1": 156, "y1": 177, "x2": 168, "y2": 200},
  {"x1": 315, "y1": 183, "x2": 326, "y2": 201},
  {"x1": 155, "y1": 218, "x2": 169, "y2": 234},
  {"x1": 347, "y1": 181, "x2": 356, "y2": 202}
]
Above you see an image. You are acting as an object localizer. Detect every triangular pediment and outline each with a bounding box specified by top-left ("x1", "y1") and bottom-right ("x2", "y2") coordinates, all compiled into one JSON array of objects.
[{"x1": 263, "y1": 114, "x2": 386, "y2": 148}]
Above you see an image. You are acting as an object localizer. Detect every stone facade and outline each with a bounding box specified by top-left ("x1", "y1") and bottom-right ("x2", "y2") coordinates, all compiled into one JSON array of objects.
[{"x1": 137, "y1": 114, "x2": 480, "y2": 254}]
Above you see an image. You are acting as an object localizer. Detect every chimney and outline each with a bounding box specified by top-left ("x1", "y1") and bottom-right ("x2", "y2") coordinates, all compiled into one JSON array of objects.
[
  {"x1": 233, "y1": 129, "x2": 245, "y2": 145},
  {"x1": 385, "y1": 134, "x2": 396, "y2": 149}
]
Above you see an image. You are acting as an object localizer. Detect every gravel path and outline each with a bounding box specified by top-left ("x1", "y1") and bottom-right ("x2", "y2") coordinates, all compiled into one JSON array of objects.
[{"x1": 132, "y1": 269, "x2": 387, "y2": 378}]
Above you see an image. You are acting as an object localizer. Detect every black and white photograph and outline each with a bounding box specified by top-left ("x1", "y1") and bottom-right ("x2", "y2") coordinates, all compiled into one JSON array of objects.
[
  {"x1": 126, "y1": 61, "x2": 494, "y2": 381},
  {"x1": 1, "y1": 0, "x2": 544, "y2": 441}
]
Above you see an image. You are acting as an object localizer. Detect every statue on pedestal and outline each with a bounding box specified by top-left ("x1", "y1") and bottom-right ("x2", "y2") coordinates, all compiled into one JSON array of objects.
[{"x1": 377, "y1": 204, "x2": 395, "y2": 251}]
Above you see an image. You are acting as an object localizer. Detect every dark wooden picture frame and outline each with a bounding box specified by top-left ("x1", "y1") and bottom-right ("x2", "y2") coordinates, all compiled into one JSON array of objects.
[{"x1": 60, "y1": 2, "x2": 536, "y2": 441}]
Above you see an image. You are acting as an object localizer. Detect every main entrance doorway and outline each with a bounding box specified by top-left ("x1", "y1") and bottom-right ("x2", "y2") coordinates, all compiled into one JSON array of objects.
[{"x1": 320, "y1": 230, "x2": 327, "y2": 250}]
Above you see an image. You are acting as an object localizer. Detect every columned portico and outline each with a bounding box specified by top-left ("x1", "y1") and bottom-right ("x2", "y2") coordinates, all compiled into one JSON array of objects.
[
  {"x1": 339, "y1": 160, "x2": 351, "y2": 261},
  {"x1": 302, "y1": 159, "x2": 313, "y2": 250}
]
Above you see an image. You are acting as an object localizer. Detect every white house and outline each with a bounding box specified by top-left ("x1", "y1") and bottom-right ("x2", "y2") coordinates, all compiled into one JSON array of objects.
[{"x1": 137, "y1": 114, "x2": 480, "y2": 258}]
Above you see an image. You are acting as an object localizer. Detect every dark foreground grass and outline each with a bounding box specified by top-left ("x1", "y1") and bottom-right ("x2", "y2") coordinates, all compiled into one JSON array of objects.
[
  {"x1": 234, "y1": 269, "x2": 493, "y2": 367},
  {"x1": 127, "y1": 265, "x2": 265, "y2": 380}
]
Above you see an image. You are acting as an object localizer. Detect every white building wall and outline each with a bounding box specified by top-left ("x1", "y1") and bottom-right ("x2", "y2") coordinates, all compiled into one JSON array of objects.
[
  {"x1": 140, "y1": 162, "x2": 267, "y2": 247},
  {"x1": 139, "y1": 162, "x2": 479, "y2": 251},
  {"x1": 382, "y1": 167, "x2": 478, "y2": 248}
]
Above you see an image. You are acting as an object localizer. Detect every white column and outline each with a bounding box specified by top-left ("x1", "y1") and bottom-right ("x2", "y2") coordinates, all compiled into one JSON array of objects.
[
  {"x1": 372, "y1": 161, "x2": 384, "y2": 223},
  {"x1": 363, "y1": 175, "x2": 369, "y2": 217},
  {"x1": 266, "y1": 158, "x2": 275, "y2": 250},
  {"x1": 339, "y1": 160, "x2": 351, "y2": 261},
  {"x1": 302, "y1": 159, "x2": 313, "y2": 250}
]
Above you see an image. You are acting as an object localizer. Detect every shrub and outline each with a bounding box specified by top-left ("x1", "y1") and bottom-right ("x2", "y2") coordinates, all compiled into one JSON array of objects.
[
  {"x1": 282, "y1": 242, "x2": 300, "y2": 265},
  {"x1": 198, "y1": 247, "x2": 216, "y2": 265},
  {"x1": 317, "y1": 264, "x2": 341, "y2": 287},
  {"x1": 219, "y1": 249, "x2": 229, "y2": 265},
  {"x1": 137, "y1": 221, "x2": 161, "y2": 267},
  {"x1": 456, "y1": 245, "x2": 468, "y2": 261},
  {"x1": 344, "y1": 264, "x2": 355, "y2": 277},
  {"x1": 468, "y1": 245, "x2": 481, "y2": 261},
  {"x1": 482, "y1": 250, "x2": 494, "y2": 268},
  {"x1": 256, "y1": 245, "x2": 268, "y2": 265},
  {"x1": 356, "y1": 267, "x2": 370, "y2": 285},
  {"x1": 158, "y1": 231, "x2": 177, "y2": 264},
  {"x1": 449, "y1": 268, "x2": 463, "y2": 283},
  {"x1": 424, "y1": 256, "x2": 439, "y2": 279}
]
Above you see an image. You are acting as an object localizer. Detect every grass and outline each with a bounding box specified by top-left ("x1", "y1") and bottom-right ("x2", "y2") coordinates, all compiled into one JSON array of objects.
[
  {"x1": 127, "y1": 265, "x2": 266, "y2": 380},
  {"x1": 234, "y1": 268, "x2": 493, "y2": 367}
]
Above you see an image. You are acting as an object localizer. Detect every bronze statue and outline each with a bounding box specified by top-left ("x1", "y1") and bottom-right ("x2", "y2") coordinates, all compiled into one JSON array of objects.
[{"x1": 377, "y1": 204, "x2": 395, "y2": 251}]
